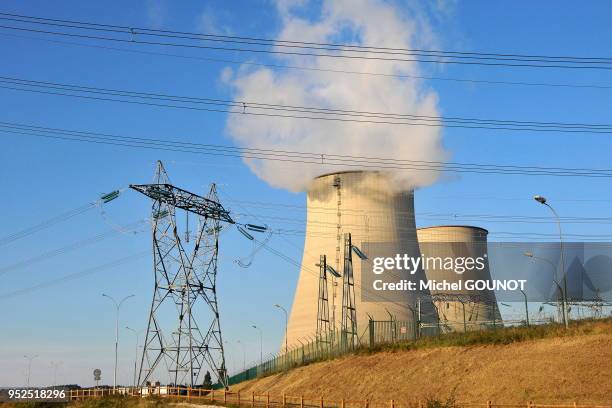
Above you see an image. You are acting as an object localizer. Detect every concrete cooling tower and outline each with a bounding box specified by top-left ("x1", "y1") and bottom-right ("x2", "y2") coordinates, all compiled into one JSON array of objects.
[
  {"x1": 285, "y1": 171, "x2": 436, "y2": 349},
  {"x1": 416, "y1": 226, "x2": 502, "y2": 332}
]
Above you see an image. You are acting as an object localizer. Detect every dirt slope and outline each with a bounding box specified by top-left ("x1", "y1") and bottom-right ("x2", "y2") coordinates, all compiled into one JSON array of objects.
[{"x1": 231, "y1": 330, "x2": 612, "y2": 404}]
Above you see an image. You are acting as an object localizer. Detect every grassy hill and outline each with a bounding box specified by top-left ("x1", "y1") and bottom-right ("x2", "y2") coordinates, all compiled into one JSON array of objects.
[{"x1": 231, "y1": 319, "x2": 612, "y2": 405}]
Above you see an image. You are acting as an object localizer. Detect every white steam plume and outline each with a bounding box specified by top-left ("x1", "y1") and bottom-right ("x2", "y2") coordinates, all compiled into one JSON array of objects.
[{"x1": 223, "y1": 0, "x2": 448, "y2": 192}]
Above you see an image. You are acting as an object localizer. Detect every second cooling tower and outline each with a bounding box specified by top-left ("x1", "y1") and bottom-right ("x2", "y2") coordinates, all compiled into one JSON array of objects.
[
  {"x1": 417, "y1": 225, "x2": 502, "y2": 332},
  {"x1": 285, "y1": 171, "x2": 436, "y2": 348}
]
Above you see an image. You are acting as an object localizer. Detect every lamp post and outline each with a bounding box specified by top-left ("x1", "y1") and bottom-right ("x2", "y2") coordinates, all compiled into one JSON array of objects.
[
  {"x1": 102, "y1": 293, "x2": 134, "y2": 391},
  {"x1": 519, "y1": 289, "x2": 529, "y2": 326},
  {"x1": 251, "y1": 325, "x2": 263, "y2": 365},
  {"x1": 24, "y1": 354, "x2": 38, "y2": 389},
  {"x1": 50, "y1": 361, "x2": 62, "y2": 388},
  {"x1": 524, "y1": 251, "x2": 567, "y2": 327},
  {"x1": 125, "y1": 326, "x2": 143, "y2": 388},
  {"x1": 223, "y1": 341, "x2": 235, "y2": 375},
  {"x1": 236, "y1": 340, "x2": 246, "y2": 372},
  {"x1": 273, "y1": 304, "x2": 288, "y2": 354},
  {"x1": 533, "y1": 196, "x2": 569, "y2": 329}
]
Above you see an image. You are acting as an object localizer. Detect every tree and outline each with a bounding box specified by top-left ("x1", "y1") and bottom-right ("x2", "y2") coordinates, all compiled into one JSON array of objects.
[{"x1": 203, "y1": 371, "x2": 212, "y2": 389}]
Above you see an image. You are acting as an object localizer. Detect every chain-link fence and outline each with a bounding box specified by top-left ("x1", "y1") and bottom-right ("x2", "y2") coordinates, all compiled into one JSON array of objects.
[
  {"x1": 226, "y1": 317, "x2": 419, "y2": 387},
  {"x1": 224, "y1": 308, "x2": 562, "y2": 388}
]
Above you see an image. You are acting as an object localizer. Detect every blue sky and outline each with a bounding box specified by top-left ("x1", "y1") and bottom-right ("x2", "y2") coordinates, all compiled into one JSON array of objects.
[{"x1": 1, "y1": 0, "x2": 612, "y2": 387}]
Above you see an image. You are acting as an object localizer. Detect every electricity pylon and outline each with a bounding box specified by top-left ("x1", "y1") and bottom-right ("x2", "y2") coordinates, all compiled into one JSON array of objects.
[
  {"x1": 341, "y1": 233, "x2": 358, "y2": 349},
  {"x1": 131, "y1": 161, "x2": 233, "y2": 389},
  {"x1": 316, "y1": 255, "x2": 332, "y2": 348}
]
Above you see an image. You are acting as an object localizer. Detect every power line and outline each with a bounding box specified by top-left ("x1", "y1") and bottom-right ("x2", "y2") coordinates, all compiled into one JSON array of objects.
[
  {"x1": 0, "y1": 202, "x2": 95, "y2": 247},
  {"x1": 1, "y1": 216, "x2": 226, "y2": 304},
  {"x1": 230, "y1": 211, "x2": 612, "y2": 227},
  {"x1": 268, "y1": 227, "x2": 612, "y2": 242},
  {"x1": 3, "y1": 76, "x2": 612, "y2": 134},
  {"x1": 221, "y1": 188, "x2": 612, "y2": 328},
  {"x1": 0, "y1": 220, "x2": 147, "y2": 276},
  {"x1": 425, "y1": 195, "x2": 612, "y2": 203},
  {"x1": 222, "y1": 195, "x2": 612, "y2": 241},
  {"x1": 4, "y1": 11, "x2": 612, "y2": 62},
  {"x1": 0, "y1": 187, "x2": 125, "y2": 247},
  {"x1": 232, "y1": 212, "x2": 612, "y2": 235},
  {"x1": 4, "y1": 31, "x2": 612, "y2": 91},
  {"x1": 2, "y1": 121, "x2": 612, "y2": 178},
  {"x1": 3, "y1": 12, "x2": 612, "y2": 70},
  {"x1": 223, "y1": 190, "x2": 434, "y2": 314},
  {"x1": 0, "y1": 251, "x2": 147, "y2": 301},
  {"x1": 226, "y1": 198, "x2": 612, "y2": 220},
  {"x1": 225, "y1": 187, "x2": 451, "y2": 319},
  {"x1": 1, "y1": 207, "x2": 607, "y2": 304},
  {"x1": 247, "y1": 229, "x2": 611, "y2": 328}
]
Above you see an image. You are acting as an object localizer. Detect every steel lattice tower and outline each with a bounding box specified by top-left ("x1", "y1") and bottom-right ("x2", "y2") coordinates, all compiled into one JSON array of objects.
[
  {"x1": 316, "y1": 255, "x2": 331, "y2": 347},
  {"x1": 131, "y1": 162, "x2": 233, "y2": 389},
  {"x1": 341, "y1": 233, "x2": 358, "y2": 349}
]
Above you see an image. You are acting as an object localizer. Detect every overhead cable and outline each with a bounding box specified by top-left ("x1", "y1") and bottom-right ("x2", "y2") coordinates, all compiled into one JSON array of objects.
[
  {"x1": 2, "y1": 76, "x2": 612, "y2": 134},
  {"x1": 2, "y1": 12, "x2": 612, "y2": 70},
  {"x1": 2, "y1": 121, "x2": 612, "y2": 178},
  {"x1": 3, "y1": 32, "x2": 612, "y2": 91}
]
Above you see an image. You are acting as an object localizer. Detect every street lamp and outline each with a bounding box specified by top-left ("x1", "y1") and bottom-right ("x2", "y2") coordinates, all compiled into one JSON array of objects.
[
  {"x1": 251, "y1": 325, "x2": 263, "y2": 365},
  {"x1": 523, "y1": 251, "x2": 567, "y2": 327},
  {"x1": 533, "y1": 195, "x2": 569, "y2": 329},
  {"x1": 223, "y1": 341, "x2": 235, "y2": 375},
  {"x1": 519, "y1": 289, "x2": 529, "y2": 326},
  {"x1": 125, "y1": 326, "x2": 143, "y2": 388},
  {"x1": 24, "y1": 354, "x2": 38, "y2": 389},
  {"x1": 273, "y1": 304, "x2": 288, "y2": 355},
  {"x1": 236, "y1": 340, "x2": 246, "y2": 372},
  {"x1": 50, "y1": 361, "x2": 62, "y2": 388},
  {"x1": 102, "y1": 293, "x2": 135, "y2": 391}
]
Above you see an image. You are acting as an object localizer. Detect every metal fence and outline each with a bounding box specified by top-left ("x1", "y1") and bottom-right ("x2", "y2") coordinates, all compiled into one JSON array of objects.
[
  {"x1": 225, "y1": 313, "x2": 560, "y2": 388},
  {"x1": 227, "y1": 318, "x2": 419, "y2": 386}
]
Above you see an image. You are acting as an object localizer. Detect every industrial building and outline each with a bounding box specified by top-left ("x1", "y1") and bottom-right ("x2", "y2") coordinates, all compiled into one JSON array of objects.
[
  {"x1": 284, "y1": 171, "x2": 437, "y2": 349},
  {"x1": 416, "y1": 225, "x2": 502, "y2": 332}
]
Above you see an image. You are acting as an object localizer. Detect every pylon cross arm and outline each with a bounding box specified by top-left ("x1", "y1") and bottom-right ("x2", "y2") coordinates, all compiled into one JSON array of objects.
[{"x1": 130, "y1": 183, "x2": 234, "y2": 224}]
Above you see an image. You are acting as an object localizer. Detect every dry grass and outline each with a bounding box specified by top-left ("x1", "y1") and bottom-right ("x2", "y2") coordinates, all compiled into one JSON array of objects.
[
  {"x1": 0, "y1": 395, "x2": 168, "y2": 408},
  {"x1": 231, "y1": 319, "x2": 612, "y2": 405}
]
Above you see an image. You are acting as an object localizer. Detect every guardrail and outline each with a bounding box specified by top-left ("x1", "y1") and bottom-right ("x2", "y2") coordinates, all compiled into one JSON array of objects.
[{"x1": 67, "y1": 387, "x2": 612, "y2": 408}]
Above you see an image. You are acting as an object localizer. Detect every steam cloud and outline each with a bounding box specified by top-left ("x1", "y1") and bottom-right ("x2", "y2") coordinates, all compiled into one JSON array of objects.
[{"x1": 223, "y1": 0, "x2": 448, "y2": 192}]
